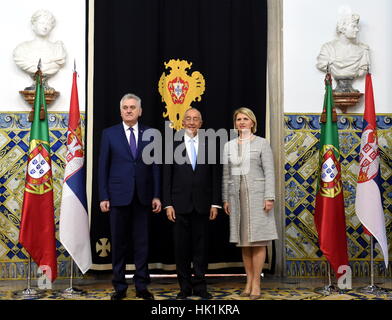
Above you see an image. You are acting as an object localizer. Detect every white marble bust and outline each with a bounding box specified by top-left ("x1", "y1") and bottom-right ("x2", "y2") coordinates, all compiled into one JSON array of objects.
[
  {"x1": 316, "y1": 12, "x2": 370, "y2": 83},
  {"x1": 13, "y1": 10, "x2": 67, "y2": 88}
]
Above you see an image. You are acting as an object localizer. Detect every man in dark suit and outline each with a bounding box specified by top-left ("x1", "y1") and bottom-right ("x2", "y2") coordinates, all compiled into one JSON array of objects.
[
  {"x1": 163, "y1": 108, "x2": 221, "y2": 300},
  {"x1": 98, "y1": 93, "x2": 161, "y2": 300}
]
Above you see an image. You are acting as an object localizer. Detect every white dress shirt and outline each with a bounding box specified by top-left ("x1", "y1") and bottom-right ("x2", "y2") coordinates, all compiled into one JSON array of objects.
[
  {"x1": 184, "y1": 132, "x2": 199, "y2": 168},
  {"x1": 167, "y1": 132, "x2": 220, "y2": 210},
  {"x1": 123, "y1": 122, "x2": 139, "y2": 146}
]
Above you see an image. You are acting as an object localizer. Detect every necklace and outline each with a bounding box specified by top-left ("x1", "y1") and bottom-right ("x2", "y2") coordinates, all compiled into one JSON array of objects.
[{"x1": 238, "y1": 134, "x2": 253, "y2": 141}]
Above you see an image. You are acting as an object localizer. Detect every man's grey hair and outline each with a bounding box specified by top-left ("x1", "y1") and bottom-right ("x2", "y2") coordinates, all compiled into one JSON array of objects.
[
  {"x1": 119, "y1": 93, "x2": 142, "y2": 108},
  {"x1": 184, "y1": 107, "x2": 203, "y2": 121}
]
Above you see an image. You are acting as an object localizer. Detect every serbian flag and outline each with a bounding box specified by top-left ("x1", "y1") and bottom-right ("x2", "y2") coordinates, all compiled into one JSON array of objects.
[
  {"x1": 314, "y1": 73, "x2": 349, "y2": 278},
  {"x1": 19, "y1": 69, "x2": 57, "y2": 282},
  {"x1": 355, "y1": 73, "x2": 388, "y2": 268},
  {"x1": 59, "y1": 70, "x2": 92, "y2": 273}
]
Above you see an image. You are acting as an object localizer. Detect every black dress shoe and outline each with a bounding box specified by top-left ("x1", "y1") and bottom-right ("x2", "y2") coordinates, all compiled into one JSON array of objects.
[
  {"x1": 194, "y1": 290, "x2": 212, "y2": 299},
  {"x1": 176, "y1": 291, "x2": 191, "y2": 299},
  {"x1": 111, "y1": 290, "x2": 127, "y2": 300},
  {"x1": 136, "y1": 289, "x2": 154, "y2": 300}
]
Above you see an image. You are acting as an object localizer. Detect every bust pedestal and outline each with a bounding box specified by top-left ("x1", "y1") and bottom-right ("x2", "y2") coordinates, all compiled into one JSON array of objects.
[
  {"x1": 333, "y1": 91, "x2": 363, "y2": 113},
  {"x1": 19, "y1": 89, "x2": 59, "y2": 121}
]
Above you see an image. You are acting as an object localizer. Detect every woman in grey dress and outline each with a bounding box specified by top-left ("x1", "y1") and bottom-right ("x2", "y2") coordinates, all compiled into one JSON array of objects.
[{"x1": 222, "y1": 108, "x2": 278, "y2": 299}]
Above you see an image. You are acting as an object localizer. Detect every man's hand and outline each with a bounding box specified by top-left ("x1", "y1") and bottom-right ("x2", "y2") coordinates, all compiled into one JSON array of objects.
[
  {"x1": 223, "y1": 202, "x2": 230, "y2": 215},
  {"x1": 209, "y1": 207, "x2": 218, "y2": 220},
  {"x1": 166, "y1": 206, "x2": 176, "y2": 222},
  {"x1": 100, "y1": 200, "x2": 110, "y2": 213},
  {"x1": 152, "y1": 198, "x2": 162, "y2": 213}
]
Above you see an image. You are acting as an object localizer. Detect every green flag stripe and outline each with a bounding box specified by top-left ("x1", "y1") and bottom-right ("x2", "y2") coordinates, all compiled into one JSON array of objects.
[
  {"x1": 320, "y1": 82, "x2": 340, "y2": 157},
  {"x1": 29, "y1": 72, "x2": 50, "y2": 153}
]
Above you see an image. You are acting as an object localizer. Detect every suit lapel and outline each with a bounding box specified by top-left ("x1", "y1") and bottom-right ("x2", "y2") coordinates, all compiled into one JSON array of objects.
[
  {"x1": 175, "y1": 137, "x2": 193, "y2": 172},
  {"x1": 136, "y1": 124, "x2": 148, "y2": 161},
  {"x1": 118, "y1": 124, "x2": 133, "y2": 158},
  {"x1": 195, "y1": 138, "x2": 206, "y2": 172}
]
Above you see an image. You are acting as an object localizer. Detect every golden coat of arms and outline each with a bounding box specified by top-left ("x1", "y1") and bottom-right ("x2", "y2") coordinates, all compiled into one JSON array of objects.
[
  {"x1": 158, "y1": 59, "x2": 205, "y2": 130},
  {"x1": 318, "y1": 145, "x2": 343, "y2": 198}
]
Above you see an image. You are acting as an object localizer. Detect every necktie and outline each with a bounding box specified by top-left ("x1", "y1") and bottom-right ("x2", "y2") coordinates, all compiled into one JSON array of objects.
[
  {"x1": 129, "y1": 127, "x2": 137, "y2": 158},
  {"x1": 189, "y1": 138, "x2": 197, "y2": 170}
]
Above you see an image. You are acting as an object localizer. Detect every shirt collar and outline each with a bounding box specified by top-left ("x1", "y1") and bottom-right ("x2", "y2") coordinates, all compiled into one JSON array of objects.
[
  {"x1": 184, "y1": 132, "x2": 198, "y2": 143},
  {"x1": 123, "y1": 121, "x2": 138, "y2": 133}
]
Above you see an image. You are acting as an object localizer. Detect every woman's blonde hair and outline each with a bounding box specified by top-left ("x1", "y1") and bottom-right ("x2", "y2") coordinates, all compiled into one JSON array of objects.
[{"x1": 233, "y1": 107, "x2": 257, "y2": 134}]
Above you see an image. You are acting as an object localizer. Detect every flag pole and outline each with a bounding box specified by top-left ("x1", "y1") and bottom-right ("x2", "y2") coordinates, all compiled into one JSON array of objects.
[
  {"x1": 61, "y1": 257, "x2": 85, "y2": 297},
  {"x1": 70, "y1": 258, "x2": 74, "y2": 288},
  {"x1": 314, "y1": 261, "x2": 339, "y2": 295},
  {"x1": 357, "y1": 235, "x2": 389, "y2": 295},
  {"x1": 13, "y1": 256, "x2": 44, "y2": 299},
  {"x1": 314, "y1": 71, "x2": 347, "y2": 296},
  {"x1": 60, "y1": 60, "x2": 86, "y2": 298},
  {"x1": 370, "y1": 235, "x2": 374, "y2": 288},
  {"x1": 354, "y1": 72, "x2": 390, "y2": 296},
  {"x1": 23, "y1": 257, "x2": 39, "y2": 297},
  {"x1": 15, "y1": 61, "x2": 47, "y2": 299}
]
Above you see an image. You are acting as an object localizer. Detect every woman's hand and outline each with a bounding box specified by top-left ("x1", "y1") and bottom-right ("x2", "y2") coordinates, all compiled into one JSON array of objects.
[
  {"x1": 264, "y1": 200, "x2": 274, "y2": 213},
  {"x1": 223, "y1": 202, "x2": 231, "y2": 215}
]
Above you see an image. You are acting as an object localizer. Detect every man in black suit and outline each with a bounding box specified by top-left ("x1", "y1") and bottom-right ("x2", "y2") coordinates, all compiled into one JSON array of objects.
[
  {"x1": 163, "y1": 108, "x2": 221, "y2": 299},
  {"x1": 98, "y1": 93, "x2": 161, "y2": 300}
]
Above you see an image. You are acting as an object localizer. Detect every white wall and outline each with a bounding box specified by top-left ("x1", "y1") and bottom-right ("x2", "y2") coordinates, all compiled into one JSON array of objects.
[
  {"x1": 284, "y1": 0, "x2": 392, "y2": 113},
  {"x1": 0, "y1": 0, "x2": 86, "y2": 112}
]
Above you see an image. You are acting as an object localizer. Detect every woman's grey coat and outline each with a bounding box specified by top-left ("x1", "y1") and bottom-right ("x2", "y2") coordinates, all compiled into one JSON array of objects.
[{"x1": 222, "y1": 136, "x2": 278, "y2": 243}]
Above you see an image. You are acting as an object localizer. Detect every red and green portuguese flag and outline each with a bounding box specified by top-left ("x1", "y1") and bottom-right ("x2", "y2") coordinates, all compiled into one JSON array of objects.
[
  {"x1": 314, "y1": 73, "x2": 349, "y2": 278},
  {"x1": 19, "y1": 69, "x2": 57, "y2": 282}
]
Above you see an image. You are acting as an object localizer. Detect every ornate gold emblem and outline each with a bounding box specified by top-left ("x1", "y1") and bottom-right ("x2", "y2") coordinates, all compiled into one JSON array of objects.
[
  {"x1": 158, "y1": 59, "x2": 205, "y2": 130},
  {"x1": 96, "y1": 238, "x2": 111, "y2": 257}
]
